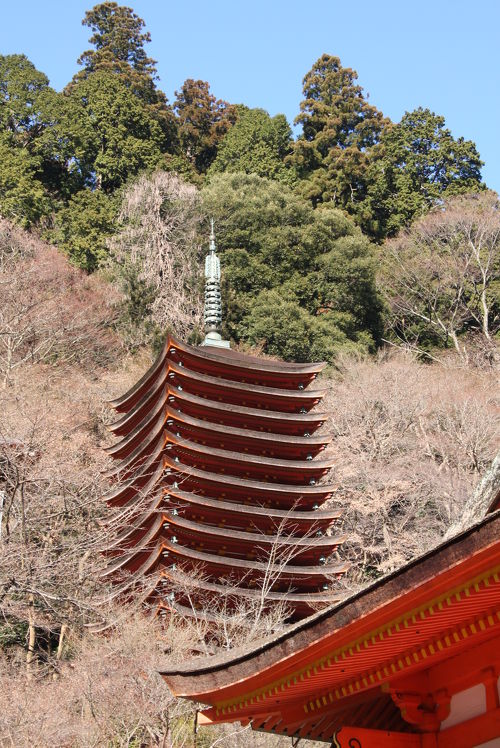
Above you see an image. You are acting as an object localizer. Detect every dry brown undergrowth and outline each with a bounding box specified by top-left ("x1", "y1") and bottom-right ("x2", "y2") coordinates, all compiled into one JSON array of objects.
[
  {"x1": 1, "y1": 221, "x2": 498, "y2": 747},
  {"x1": 322, "y1": 351, "x2": 499, "y2": 586}
]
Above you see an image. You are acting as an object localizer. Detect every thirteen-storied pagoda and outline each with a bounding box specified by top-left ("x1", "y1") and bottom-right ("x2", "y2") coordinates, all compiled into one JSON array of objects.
[{"x1": 102, "y1": 222, "x2": 347, "y2": 620}]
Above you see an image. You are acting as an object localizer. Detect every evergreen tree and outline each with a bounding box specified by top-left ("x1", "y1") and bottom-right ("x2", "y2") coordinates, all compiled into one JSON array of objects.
[
  {"x1": 289, "y1": 54, "x2": 387, "y2": 217},
  {"x1": 365, "y1": 108, "x2": 484, "y2": 238},
  {"x1": 0, "y1": 55, "x2": 66, "y2": 223},
  {"x1": 68, "y1": 3, "x2": 176, "y2": 148},
  {"x1": 52, "y1": 188, "x2": 118, "y2": 271},
  {"x1": 173, "y1": 79, "x2": 236, "y2": 174},
  {"x1": 61, "y1": 71, "x2": 166, "y2": 192},
  {"x1": 77, "y1": 1, "x2": 157, "y2": 77},
  {"x1": 0, "y1": 54, "x2": 52, "y2": 142},
  {"x1": 202, "y1": 173, "x2": 382, "y2": 361},
  {"x1": 209, "y1": 107, "x2": 295, "y2": 184},
  {"x1": 0, "y1": 133, "x2": 51, "y2": 227}
]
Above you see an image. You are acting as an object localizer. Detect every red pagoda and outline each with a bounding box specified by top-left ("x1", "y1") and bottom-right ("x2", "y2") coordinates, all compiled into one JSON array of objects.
[{"x1": 102, "y1": 222, "x2": 347, "y2": 620}]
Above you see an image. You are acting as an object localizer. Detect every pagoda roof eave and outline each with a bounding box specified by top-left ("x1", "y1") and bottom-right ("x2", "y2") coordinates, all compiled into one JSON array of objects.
[
  {"x1": 105, "y1": 396, "x2": 166, "y2": 454},
  {"x1": 108, "y1": 379, "x2": 166, "y2": 433},
  {"x1": 113, "y1": 385, "x2": 328, "y2": 432},
  {"x1": 103, "y1": 422, "x2": 164, "y2": 479},
  {"x1": 109, "y1": 335, "x2": 327, "y2": 410},
  {"x1": 168, "y1": 335, "x2": 327, "y2": 375},
  {"x1": 159, "y1": 510, "x2": 500, "y2": 703},
  {"x1": 166, "y1": 360, "x2": 327, "y2": 404},
  {"x1": 104, "y1": 402, "x2": 333, "y2": 456},
  {"x1": 94, "y1": 574, "x2": 162, "y2": 626},
  {"x1": 160, "y1": 570, "x2": 342, "y2": 606},
  {"x1": 106, "y1": 429, "x2": 335, "y2": 481},
  {"x1": 102, "y1": 491, "x2": 164, "y2": 549},
  {"x1": 163, "y1": 512, "x2": 346, "y2": 550},
  {"x1": 102, "y1": 513, "x2": 165, "y2": 578},
  {"x1": 102, "y1": 448, "x2": 163, "y2": 505},
  {"x1": 166, "y1": 433, "x2": 336, "y2": 474},
  {"x1": 163, "y1": 457, "x2": 338, "y2": 499},
  {"x1": 163, "y1": 407, "x2": 333, "y2": 448},
  {"x1": 161, "y1": 538, "x2": 348, "y2": 579},
  {"x1": 163, "y1": 488, "x2": 341, "y2": 523}
]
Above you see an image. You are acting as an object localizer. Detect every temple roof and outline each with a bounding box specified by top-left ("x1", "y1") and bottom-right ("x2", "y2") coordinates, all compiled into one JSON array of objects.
[
  {"x1": 161, "y1": 510, "x2": 500, "y2": 685},
  {"x1": 110, "y1": 335, "x2": 327, "y2": 412},
  {"x1": 160, "y1": 510, "x2": 500, "y2": 743}
]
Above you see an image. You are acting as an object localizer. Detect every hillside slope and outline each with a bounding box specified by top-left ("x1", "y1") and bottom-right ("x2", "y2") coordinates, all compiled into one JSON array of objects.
[{"x1": 0, "y1": 222, "x2": 498, "y2": 747}]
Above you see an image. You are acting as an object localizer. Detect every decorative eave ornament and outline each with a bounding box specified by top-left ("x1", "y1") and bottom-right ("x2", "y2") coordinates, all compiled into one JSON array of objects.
[{"x1": 202, "y1": 219, "x2": 230, "y2": 349}]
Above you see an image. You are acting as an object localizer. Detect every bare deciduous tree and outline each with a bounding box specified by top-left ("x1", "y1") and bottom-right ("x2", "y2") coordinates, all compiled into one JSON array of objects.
[
  {"x1": 322, "y1": 349, "x2": 499, "y2": 584},
  {"x1": 380, "y1": 191, "x2": 500, "y2": 362},
  {"x1": 108, "y1": 171, "x2": 204, "y2": 343},
  {"x1": 0, "y1": 221, "x2": 119, "y2": 387}
]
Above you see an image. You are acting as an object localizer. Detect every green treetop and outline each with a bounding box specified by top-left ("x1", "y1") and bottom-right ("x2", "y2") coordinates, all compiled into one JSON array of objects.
[
  {"x1": 68, "y1": 3, "x2": 176, "y2": 144},
  {"x1": 209, "y1": 107, "x2": 295, "y2": 184},
  {"x1": 0, "y1": 54, "x2": 52, "y2": 143},
  {"x1": 289, "y1": 54, "x2": 388, "y2": 216},
  {"x1": 0, "y1": 54, "x2": 69, "y2": 223},
  {"x1": 365, "y1": 107, "x2": 484, "y2": 238},
  {"x1": 60, "y1": 71, "x2": 166, "y2": 192},
  {"x1": 77, "y1": 2, "x2": 157, "y2": 78},
  {"x1": 202, "y1": 172, "x2": 382, "y2": 361},
  {"x1": 173, "y1": 79, "x2": 236, "y2": 175}
]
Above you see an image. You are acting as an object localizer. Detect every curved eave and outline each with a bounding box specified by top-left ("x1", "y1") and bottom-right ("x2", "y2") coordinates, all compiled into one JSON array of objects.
[
  {"x1": 102, "y1": 492, "x2": 164, "y2": 551},
  {"x1": 167, "y1": 389, "x2": 328, "y2": 435},
  {"x1": 163, "y1": 457, "x2": 338, "y2": 506},
  {"x1": 109, "y1": 335, "x2": 326, "y2": 411},
  {"x1": 107, "y1": 404, "x2": 332, "y2": 461},
  {"x1": 108, "y1": 347, "x2": 168, "y2": 409},
  {"x1": 105, "y1": 397, "x2": 167, "y2": 455},
  {"x1": 163, "y1": 488, "x2": 341, "y2": 526},
  {"x1": 159, "y1": 511, "x2": 500, "y2": 705},
  {"x1": 160, "y1": 570, "x2": 341, "y2": 606},
  {"x1": 102, "y1": 513, "x2": 165, "y2": 578},
  {"x1": 106, "y1": 428, "x2": 334, "y2": 484},
  {"x1": 166, "y1": 362, "x2": 326, "y2": 412},
  {"x1": 103, "y1": 448, "x2": 164, "y2": 506},
  {"x1": 168, "y1": 335, "x2": 326, "y2": 383},
  {"x1": 94, "y1": 574, "x2": 162, "y2": 627},
  {"x1": 163, "y1": 512, "x2": 346, "y2": 551},
  {"x1": 165, "y1": 433, "x2": 335, "y2": 482},
  {"x1": 108, "y1": 377, "x2": 167, "y2": 434},
  {"x1": 104, "y1": 420, "x2": 165, "y2": 479},
  {"x1": 164, "y1": 408, "x2": 332, "y2": 455},
  {"x1": 161, "y1": 538, "x2": 348, "y2": 579}
]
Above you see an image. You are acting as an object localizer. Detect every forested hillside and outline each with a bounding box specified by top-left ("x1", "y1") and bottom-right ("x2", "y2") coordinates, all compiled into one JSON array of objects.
[
  {"x1": 0, "y1": 218, "x2": 497, "y2": 746},
  {"x1": 1, "y1": 2, "x2": 497, "y2": 363},
  {"x1": 0, "y1": 3, "x2": 499, "y2": 747}
]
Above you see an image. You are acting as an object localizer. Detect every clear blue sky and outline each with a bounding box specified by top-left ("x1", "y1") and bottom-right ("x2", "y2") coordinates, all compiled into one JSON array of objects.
[{"x1": 1, "y1": 0, "x2": 499, "y2": 192}]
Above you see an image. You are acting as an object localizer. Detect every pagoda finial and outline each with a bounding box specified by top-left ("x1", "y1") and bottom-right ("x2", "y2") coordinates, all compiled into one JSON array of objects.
[{"x1": 202, "y1": 219, "x2": 230, "y2": 349}]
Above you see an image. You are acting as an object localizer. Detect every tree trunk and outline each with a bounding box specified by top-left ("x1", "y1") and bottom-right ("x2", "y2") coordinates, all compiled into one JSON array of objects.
[
  {"x1": 53, "y1": 623, "x2": 68, "y2": 680},
  {"x1": 26, "y1": 593, "x2": 36, "y2": 681}
]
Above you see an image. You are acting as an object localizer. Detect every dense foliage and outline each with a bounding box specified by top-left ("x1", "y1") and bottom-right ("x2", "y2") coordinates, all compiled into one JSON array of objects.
[
  {"x1": 0, "y1": 2, "x2": 495, "y2": 362},
  {"x1": 209, "y1": 107, "x2": 295, "y2": 183},
  {"x1": 203, "y1": 173, "x2": 382, "y2": 360}
]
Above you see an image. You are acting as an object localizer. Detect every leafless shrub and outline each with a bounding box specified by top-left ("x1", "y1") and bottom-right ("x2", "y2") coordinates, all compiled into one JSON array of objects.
[
  {"x1": 322, "y1": 348, "x2": 499, "y2": 584},
  {"x1": 0, "y1": 612, "x2": 199, "y2": 748},
  {"x1": 0, "y1": 221, "x2": 120, "y2": 387},
  {"x1": 108, "y1": 171, "x2": 204, "y2": 344},
  {"x1": 380, "y1": 191, "x2": 500, "y2": 363}
]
